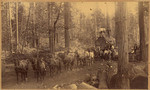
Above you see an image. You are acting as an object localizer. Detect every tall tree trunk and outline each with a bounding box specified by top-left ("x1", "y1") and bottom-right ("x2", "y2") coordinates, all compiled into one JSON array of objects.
[
  {"x1": 64, "y1": 2, "x2": 70, "y2": 50},
  {"x1": 16, "y1": 2, "x2": 19, "y2": 52},
  {"x1": 115, "y1": 2, "x2": 119, "y2": 47},
  {"x1": 138, "y1": 2, "x2": 146, "y2": 61},
  {"x1": 34, "y1": 2, "x2": 39, "y2": 48},
  {"x1": 48, "y1": 2, "x2": 51, "y2": 50},
  {"x1": 116, "y1": 2, "x2": 130, "y2": 89},
  {"x1": 33, "y1": 2, "x2": 37, "y2": 48},
  {"x1": 9, "y1": 2, "x2": 13, "y2": 53},
  {"x1": 94, "y1": 14, "x2": 97, "y2": 41},
  {"x1": 21, "y1": 3, "x2": 31, "y2": 53},
  {"x1": 30, "y1": 2, "x2": 35, "y2": 48},
  {"x1": 80, "y1": 13, "x2": 82, "y2": 35},
  {"x1": 48, "y1": 2, "x2": 54, "y2": 53},
  {"x1": 53, "y1": 3, "x2": 61, "y2": 52},
  {"x1": 106, "y1": 2, "x2": 110, "y2": 37}
]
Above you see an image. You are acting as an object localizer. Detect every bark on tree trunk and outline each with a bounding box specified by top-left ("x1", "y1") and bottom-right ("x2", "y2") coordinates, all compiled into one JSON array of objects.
[
  {"x1": 48, "y1": 2, "x2": 54, "y2": 53},
  {"x1": 34, "y1": 2, "x2": 38, "y2": 48},
  {"x1": 30, "y1": 2, "x2": 36, "y2": 48},
  {"x1": 115, "y1": 2, "x2": 119, "y2": 47},
  {"x1": 16, "y1": 2, "x2": 19, "y2": 52},
  {"x1": 9, "y1": 2, "x2": 13, "y2": 53},
  {"x1": 116, "y1": 2, "x2": 130, "y2": 89},
  {"x1": 48, "y1": 2, "x2": 51, "y2": 50},
  {"x1": 94, "y1": 14, "x2": 97, "y2": 41},
  {"x1": 139, "y1": 2, "x2": 146, "y2": 61},
  {"x1": 64, "y1": 2, "x2": 70, "y2": 50}
]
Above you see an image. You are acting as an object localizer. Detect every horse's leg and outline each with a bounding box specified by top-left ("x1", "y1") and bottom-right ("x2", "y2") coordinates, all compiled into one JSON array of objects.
[
  {"x1": 49, "y1": 66, "x2": 51, "y2": 76},
  {"x1": 22, "y1": 72, "x2": 25, "y2": 82},
  {"x1": 67, "y1": 63, "x2": 69, "y2": 70},
  {"x1": 53, "y1": 66, "x2": 55, "y2": 75},
  {"x1": 56, "y1": 65, "x2": 58, "y2": 74},
  {"x1": 23, "y1": 72, "x2": 26, "y2": 82},
  {"x1": 39, "y1": 71, "x2": 41, "y2": 82},
  {"x1": 16, "y1": 71, "x2": 19, "y2": 84},
  {"x1": 66, "y1": 64, "x2": 67, "y2": 71},
  {"x1": 64, "y1": 63, "x2": 66, "y2": 71},
  {"x1": 57, "y1": 66, "x2": 59, "y2": 74},
  {"x1": 69, "y1": 62, "x2": 71, "y2": 71},
  {"x1": 51, "y1": 66, "x2": 53, "y2": 77},
  {"x1": 71, "y1": 61, "x2": 74, "y2": 70},
  {"x1": 90, "y1": 59, "x2": 91, "y2": 65},
  {"x1": 43, "y1": 72, "x2": 44, "y2": 81},
  {"x1": 21, "y1": 72, "x2": 23, "y2": 82},
  {"x1": 71, "y1": 62, "x2": 73, "y2": 70},
  {"x1": 43, "y1": 69, "x2": 46, "y2": 80},
  {"x1": 43, "y1": 68, "x2": 46, "y2": 80},
  {"x1": 90, "y1": 59, "x2": 91, "y2": 66},
  {"x1": 34, "y1": 71, "x2": 36, "y2": 78},
  {"x1": 41, "y1": 72, "x2": 43, "y2": 81},
  {"x1": 59, "y1": 62, "x2": 61, "y2": 73},
  {"x1": 59, "y1": 64, "x2": 61, "y2": 73},
  {"x1": 55, "y1": 65, "x2": 58, "y2": 74},
  {"x1": 52, "y1": 66, "x2": 54, "y2": 76},
  {"x1": 67, "y1": 63, "x2": 69, "y2": 71},
  {"x1": 71, "y1": 61, "x2": 73, "y2": 70},
  {"x1": 66, "y1": 63, "x2": 68, "y2": 71},
  {"x1": 37, "y1": 71, "x2": 39, "y2": 82},
  {"x1": 35, "y1": 70, "x2": 37, "y2": 78},
  {"x1": 66, "y1": 62, "x2": 68, "y2": 71},
  {"x1": 25, "y1": 71, "x2": 28, "y2": 82}
]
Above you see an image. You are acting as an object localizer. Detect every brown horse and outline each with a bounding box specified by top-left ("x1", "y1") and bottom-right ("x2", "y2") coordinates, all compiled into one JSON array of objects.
[
  {"x1": 14, "y1": 59, "x2": 29, "y2": 83},
  {"x1": 45, "y1": 54, "x2": 63, "y2": 76},
  {"x1": 31, "y1": 57, "x2": 46, "y2": 82}
]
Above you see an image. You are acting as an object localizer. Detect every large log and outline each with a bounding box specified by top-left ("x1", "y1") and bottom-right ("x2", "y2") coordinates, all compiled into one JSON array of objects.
[
  {"x1": 65, "y1": 84, "x2": 77, "y2": 89},
  {"x1": 77, "y1": 82, "x2": 97, "y2": 89}
]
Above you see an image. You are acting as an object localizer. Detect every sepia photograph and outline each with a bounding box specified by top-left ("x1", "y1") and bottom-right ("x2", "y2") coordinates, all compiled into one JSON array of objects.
[{"x1": 1, "y1": 1, "x2": 149, "y2": 89}]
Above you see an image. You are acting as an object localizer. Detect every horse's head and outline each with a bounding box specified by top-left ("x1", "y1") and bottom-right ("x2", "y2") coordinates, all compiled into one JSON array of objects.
[{"x1": 14, "y1": 59, "x2": 19, "y2": 67}]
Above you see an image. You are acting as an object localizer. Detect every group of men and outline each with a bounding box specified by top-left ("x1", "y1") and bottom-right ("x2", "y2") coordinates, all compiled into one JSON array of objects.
[{"x1": 94, "y1": 44, "x2": 118, "y2": 61}]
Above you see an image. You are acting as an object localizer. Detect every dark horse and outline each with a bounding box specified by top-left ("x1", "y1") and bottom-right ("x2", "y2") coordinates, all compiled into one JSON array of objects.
[
  {"x1": 31, "y1": 57, "x2": 46, "y2": 82},
  {"x1": 14, "y1": 59, "x2": 29, "y2": 83}
]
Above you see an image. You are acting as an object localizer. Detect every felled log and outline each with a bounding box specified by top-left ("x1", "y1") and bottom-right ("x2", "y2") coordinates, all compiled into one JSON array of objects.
[
  {"x1": 77, "y1": 82, "x2": 97, "y2": 89},
  {"x1": 65, "y1": 84, "x2": 77, "y2": 89}
]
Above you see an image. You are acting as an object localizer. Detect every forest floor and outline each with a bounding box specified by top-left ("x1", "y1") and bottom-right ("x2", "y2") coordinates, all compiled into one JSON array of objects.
[{"x1": 2, "y1": 60, "x2": 147, "y2": 89}]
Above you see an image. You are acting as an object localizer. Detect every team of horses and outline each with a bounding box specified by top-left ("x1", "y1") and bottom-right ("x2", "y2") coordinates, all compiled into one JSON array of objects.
[
  {"x1": 13, "y1": 49, "x2": 95, "y2": 83},
  {"x1": 13, "y1": 44, "x2": 139, "y2": 84}
]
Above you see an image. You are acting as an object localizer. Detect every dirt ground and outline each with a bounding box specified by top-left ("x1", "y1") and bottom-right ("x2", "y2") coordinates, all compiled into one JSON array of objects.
[
  {"x1": 2, "y1": 60, "x2": 147, "y2": 89},
  {"x1": 2, "y1": 60, "x2": 105, "y2": 89}
]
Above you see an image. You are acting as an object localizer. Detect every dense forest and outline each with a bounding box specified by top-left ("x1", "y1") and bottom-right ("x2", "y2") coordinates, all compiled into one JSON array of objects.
[{"x1": 1, "y1": 2, "x2": 149, "y2": 89}]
